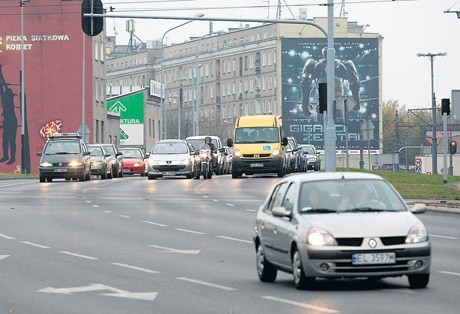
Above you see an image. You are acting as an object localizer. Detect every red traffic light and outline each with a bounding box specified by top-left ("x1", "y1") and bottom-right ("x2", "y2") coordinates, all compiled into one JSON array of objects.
[{"x1": 450, "y1": 140, "x2": 457, "y2": 154}]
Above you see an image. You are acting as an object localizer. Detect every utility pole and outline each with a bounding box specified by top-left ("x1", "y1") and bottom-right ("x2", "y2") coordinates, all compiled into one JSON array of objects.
[{"x1": 417, "y1": 52, "x2": 447, "y2": 174}]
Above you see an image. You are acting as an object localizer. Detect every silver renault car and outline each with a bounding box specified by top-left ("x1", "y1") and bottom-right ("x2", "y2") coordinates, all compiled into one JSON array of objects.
[
  {"x1": 254, "y1": 172, "x2": 431, "y2": 290},
  {"x1": 147, "y1": 139, "x2": 196, "y2": 180}
]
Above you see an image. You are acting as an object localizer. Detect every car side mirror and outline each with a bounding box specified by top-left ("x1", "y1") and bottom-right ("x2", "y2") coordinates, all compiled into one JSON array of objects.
[
  {"x1": 37, "y1": 152, "x2": 43, "y2": 157},
  {"x1": 272, "y1": 206, "x2": 291, "y2": 218},
  {"x1": 116, "y1": 152, "x2": 123, "y2": 157},
  {"x1": 409, "y1": 203, "x2": 427, "y2": 214},
  {"x1": 83, "y1": 151, "x2": 91, "y2": 156},
  {"x1": 227, "y1": 138, "x2": 233, "y2": 147},
  {"x1": 220, "y1": 147, "x2": 226, "y2": 153},
  {"x1": 145, "y1": 153, "x2": 150, "y2": 158},
  {"x1": 282, "y1": 137, "x2": 288, "y2": 146}
]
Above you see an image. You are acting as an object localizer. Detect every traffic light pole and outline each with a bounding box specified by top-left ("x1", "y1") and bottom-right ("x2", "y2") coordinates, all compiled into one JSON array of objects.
[{"x1": 442, "y1": 111, "x2": 448, "y2": 183}]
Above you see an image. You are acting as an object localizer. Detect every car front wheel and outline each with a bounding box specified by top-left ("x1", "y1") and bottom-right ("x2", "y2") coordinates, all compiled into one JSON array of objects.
[
  {"x1": 408, "y1": 273, "x2": 429, "y2": 289},
  {"x1": 292, "y1": 249, "x2": 315, "y2": 290},
  {"x1": 256, "y1": 243, "x2": 277, "y2": 282}
]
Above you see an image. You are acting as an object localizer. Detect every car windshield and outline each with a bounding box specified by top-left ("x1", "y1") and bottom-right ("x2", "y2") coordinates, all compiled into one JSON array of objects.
[
  {"x1": 88, "y1": 146, "x2": 104, "y2": 156},
  {"x1": 103, "y1": 145, "x2": 115, "y2": 155},
  {"x1": 186, "y1": 138, "x2": 218, "y2": 151},
  {"x1": 302, "y1": 146, "x2": 315, "y2": 154},
  {"x1": 234, "y1": 127, "x2": 279, "y2": 144},
  {"x1": 152, "y1": 142, "x2": 188, "y2": 154},
  {"x1": 298, "y1": 179, "x2": 406, "y2": 214},
  {"x1": 45, "y1": 141, "x2": 80, "y2": 154},
  {"x1": 120, "y1": 149, "x2": 142, "y2": 158}
]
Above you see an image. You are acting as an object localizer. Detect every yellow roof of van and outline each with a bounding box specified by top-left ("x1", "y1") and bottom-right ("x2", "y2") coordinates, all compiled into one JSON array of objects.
[{"x1": 236, "y1": 115, "x2": 282, "y2": 127}]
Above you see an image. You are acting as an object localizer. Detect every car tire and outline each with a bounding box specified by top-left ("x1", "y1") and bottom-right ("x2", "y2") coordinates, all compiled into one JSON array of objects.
[
  {"x1": 292, "y1": 249, "x2": 315, "y2": 290},
  {"x1": 119, "y1": 169, "x2": 123, "y2": 178},
  {"x1": 101, "y1": 167, "x2": 107, "y2": 180},
  {"x1": 277, "y1": 167, "x2": 285, "y2": 178},
  {"x1": 107, "y1": 167, "x2": 113, "y2": 179},
  {"x1": 148, "y1": 174, "x2": 156, "y2": 180},
  {"x1": 408, "y1": 273, "x2": 429, "y2": 289},
  {"x1": 232, "y1": 171, "x2": 239, "y2": 179},
  {"x1": 39, "y1": 175, "x2": 46, "y2": 183},
  {"x1": 113, "y1": 165, "x2": 119, "y2": 178},
  {"x1": 46, "y1": 177, "x2": 53, "y2": 182},
  {"x1": 256, "y1": 243, "x2": 277, "y2": 282}
]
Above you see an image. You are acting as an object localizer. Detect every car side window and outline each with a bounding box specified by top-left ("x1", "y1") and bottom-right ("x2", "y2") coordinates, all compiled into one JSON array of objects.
[
  {"x1": 281, "y1": 183, "x2": 297, "y2": 213},
  {"x1": 268, "y1": 182, "x2": 289, "y2": 212}
]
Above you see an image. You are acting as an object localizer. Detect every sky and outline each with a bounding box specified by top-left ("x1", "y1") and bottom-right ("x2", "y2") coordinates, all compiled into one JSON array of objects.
[{"x1": 104, "y1": 0, "x2": 460, "y2": 110}]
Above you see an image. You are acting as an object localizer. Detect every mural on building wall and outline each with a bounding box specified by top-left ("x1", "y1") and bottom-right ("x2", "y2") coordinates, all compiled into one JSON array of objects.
[
  {"x1": 281, "y1": 38, "x2": 380, "y2": 150},
  {"x1": 0, "y1": 0, "x2": 93, "y2": 174},
  {"x1": 107, "y1": 90, "x2": 145, "y2": 146}
]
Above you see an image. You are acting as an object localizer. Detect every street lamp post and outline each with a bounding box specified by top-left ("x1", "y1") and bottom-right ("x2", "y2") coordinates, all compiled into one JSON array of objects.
[
  {"x1": 160, "y1": 13, "x2": 204, "y2": 140},
  {"x1": 417, "y1": 52, "x2": 447, "y2": 174},
  {"x1": 20, "y1": 0, "x2": 30, "y2": 173}
]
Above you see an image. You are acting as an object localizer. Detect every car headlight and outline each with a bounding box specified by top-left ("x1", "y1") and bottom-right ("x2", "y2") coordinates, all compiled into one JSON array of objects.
[
  {"x1": 405, "y1": 224, "x2": 428, "y2": 243},
  {"x1": 307, "y1": 227, "x2": 337, "y2": 246},
  {"x1": 181, "y1": 159, "x2": 191, "y2": 165},
  {"x1": 233, "y1": 149, "x2": 241, "y2": 157},
  {"x1": 69, "y1": 161, "x2": 83, "y2": 167},
  {"x1": 149, "y1": 159, "x2": 159, "y2": 166},
  {"x1": 40, "y1": 162, "x2": 52, "y2": 167},
  {"x1": 272, "y1": 148, "x2": 280, "y2": 156},
  {"x1": 92, "y1": 160, "x2": 102, "y2": 166}
]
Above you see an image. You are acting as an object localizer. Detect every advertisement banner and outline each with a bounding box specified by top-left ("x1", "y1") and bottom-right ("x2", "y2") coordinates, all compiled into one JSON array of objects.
[
  {"x1": 281, "y1": 38, "x2": 380, "y2": 150},
  {"x1": 107, "y1": 91, "x2": 144, "y2": 146},
  {"x1": 0, "y1": 0, "x2": 92, "y2": 174}
]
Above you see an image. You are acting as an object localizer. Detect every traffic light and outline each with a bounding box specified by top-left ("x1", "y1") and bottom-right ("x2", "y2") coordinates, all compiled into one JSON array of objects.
[
  {"x1": 81, "y1": 0, "x2": 104, "y2": 36},
  {"x1": 441, "y1": 98, "x2": 451, "y2": 115},
  {"x1": 318, "y1": 82, "x2": 327, "y2": 114},
  {"x1": 450, "y1": 140, "x2": 457, "y2": 154}
]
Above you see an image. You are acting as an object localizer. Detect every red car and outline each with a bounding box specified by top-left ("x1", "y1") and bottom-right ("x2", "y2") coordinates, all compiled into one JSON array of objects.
[{"x1": 119, "y1": 147, "x2": 147, "y2": 176}]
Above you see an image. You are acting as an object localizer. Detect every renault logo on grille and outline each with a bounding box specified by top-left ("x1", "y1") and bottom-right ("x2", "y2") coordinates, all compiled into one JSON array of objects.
[
  {"x1": 368, "y1": 238, "x2": 377, "y2": 248},
  {"x1": 59, "y1": 163, "x2": 63, "y2": 166},
  {"x1": 254, "y1": 154, "x2": 259, "y2": 158},
  {"x1": 166, "y1": 161, "x2": 172, "y2": 164}
]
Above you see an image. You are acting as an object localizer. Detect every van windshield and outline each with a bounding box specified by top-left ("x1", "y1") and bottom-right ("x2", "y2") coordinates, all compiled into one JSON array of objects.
[{"x1": 235, "y1": 127, "x2": 279, "y2": 144}]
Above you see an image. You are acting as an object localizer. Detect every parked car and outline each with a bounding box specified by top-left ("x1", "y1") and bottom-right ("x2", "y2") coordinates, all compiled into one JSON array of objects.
[
  {"x1": 99, "y1": 143, "x2": 124, "y2": 178},
  {"x1": 147, "y1": 140, "x2": 197, "y2": 180},
  {"x1": 254, "y1": 172, "x2": 431, "y2": 290},
  {"x1": 36, "y1": 133, "x2": 91, "y2": 182},
  {"x1": 286, "y1": 137, "x2": 301, "y2": 173},
  {"x1": 87, "y1": 144, "x2": 113, "y2": 179},
  {"x1": 119, "y1": 147, "x2": 147, "y2": 176},
  {"x1": 222, "y1": 146, "x2": 233, "y2": 174},
  {"x1": 300, "y1": 144, "x2": 321, "y2": 171}
]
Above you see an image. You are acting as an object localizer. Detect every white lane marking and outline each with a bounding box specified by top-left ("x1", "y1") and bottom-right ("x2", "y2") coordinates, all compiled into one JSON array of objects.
[
  {"x1": 150, "y1": 245, "x2": 200, "y2": 254},
  {"x1": 59, "y1": 251, "x2": 98, "y2": 260},
  {"x1": 226, "y1": 203, "x2": 236, "y2": 207},
  {"x1": 430, "y1": 234, "x2": 458, "y2": 240},
  {"x1": 104, "y1": 210, "x2": 112, "y2": 213},
  {"x1": 244, "y1": 208, "x2": 257, "y2": 212},
  {"x1": 175, "y1": 228, "x2": 206, "y2": 235},
  {"x1": 0, "y1": 255, "x2": 10, "y2": 261},
  {"x1": 112, "y1": 263, "x2": 159, "y2": 274},
  {"x1": 212, "y1": 199, "x2": 219, "y2": 202},
  {"x1": 0, "y1": 233, "x2": 15, "y2": 240},
  {"x1": 20, "y1": 241, "x2": 50, "y2": 249},
  {"x1": 177, "y1": 277, "x2": 237, "y2": 291},
  {"x1": 38, "y1": 283, "x2": 158, "y2": 301},
  {"x1": 381, "y1": 289, "x2": 414, "y2": 294},
  {"x1": 92, "y1": 205, "x2": 99, "y2": 208},
  {"x1": 143, "y1": 221, "x2": 168, "y2": 227},
  {"x1": 203, "y1": 195, "x2": 209, "y2": 198},
  {"x1": 86, "y1": 201, "x2": 91, "y2": 203},
  {"x1": 119, "y1": 215, "x2": 130, "y2": 218},
  {"x1": 439, "y1": 271, "x2": 460, "y2": 277},
  {"x1": 217, "y1": 236, "x2": 253, "y2": 244},
  {"x1": 261, "y1": 296, "x2": 339, "y2": 313}
]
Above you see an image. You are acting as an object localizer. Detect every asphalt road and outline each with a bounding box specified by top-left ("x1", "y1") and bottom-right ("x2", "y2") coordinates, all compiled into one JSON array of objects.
[{"x1": 1, "y1": 175, "x2": 459, "y2": 313}]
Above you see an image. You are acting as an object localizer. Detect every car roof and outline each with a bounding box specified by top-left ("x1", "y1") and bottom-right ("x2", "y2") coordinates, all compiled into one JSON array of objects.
[
  {"x1": 156, "y1": 139, "x2": 187, "y2": 143},
  {"x1": 278, "y1": 172, "x2": 386, "y2": 184},
  {"x1": 185, "y1": 136, "x2": 220, "y2": 140}
]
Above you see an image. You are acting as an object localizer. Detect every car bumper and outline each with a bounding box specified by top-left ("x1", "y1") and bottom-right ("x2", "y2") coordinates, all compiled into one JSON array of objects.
[
  {"x1": 232, "y1": 157, "x2": 284, "y2": 174},
  {"x1": 300, "y1": 243, "x2": 431, "y2": 278},
  {"x1": 123, "y1": 166, "x2": 145, "y2": 174},
  {"x1": 147, "y1": 164, "x2": 193, "y2": 178},
  {"x1": 39, "y1": 167, "x2": 85, "y2": 178}
]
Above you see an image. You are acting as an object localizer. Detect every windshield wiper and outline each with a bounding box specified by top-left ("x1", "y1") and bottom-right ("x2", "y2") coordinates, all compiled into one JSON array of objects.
[
  {"x1": 300, "y1": 208, "x2": 337, "y2": 214},
  {"x1": 348, "y1": 207, "x2": 385, "y2": 212}
]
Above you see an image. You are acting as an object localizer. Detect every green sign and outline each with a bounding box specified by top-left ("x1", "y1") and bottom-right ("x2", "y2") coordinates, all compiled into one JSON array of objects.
[{"x1": 107, "y1": 90, "x2": 144, "y2": 145}]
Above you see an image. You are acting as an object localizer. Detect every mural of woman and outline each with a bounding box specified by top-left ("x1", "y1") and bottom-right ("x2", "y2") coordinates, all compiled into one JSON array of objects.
[{"x1": 0, "y1": 65, "x2": 19, "y2": 165}]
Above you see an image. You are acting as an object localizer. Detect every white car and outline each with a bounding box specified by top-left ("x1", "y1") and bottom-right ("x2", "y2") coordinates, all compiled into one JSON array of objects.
[
  {"x1": 147, "y1": 140, "x2": 196, "y2": 180},
  {"x1": 254, "y1": 172, "x2": 430, "y2": 289}
]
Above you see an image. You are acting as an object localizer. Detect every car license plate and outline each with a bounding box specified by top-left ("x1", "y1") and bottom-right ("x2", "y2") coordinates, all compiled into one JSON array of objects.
[
  {"x1": 250, "y1": 163, "x2": 263, "y2": 168},
  {"x1": 54, "y1": 168, "x2": 67, "y2": 172},
  {"x1": 163, "y1": 171, "x2": 175, "y2": 176},
  {"x1": 123, "y1": 169, "x2": 132, "y2": 173},
  {"x1": 352, "y1": 252, "x2": 396, "y2": 265}
]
